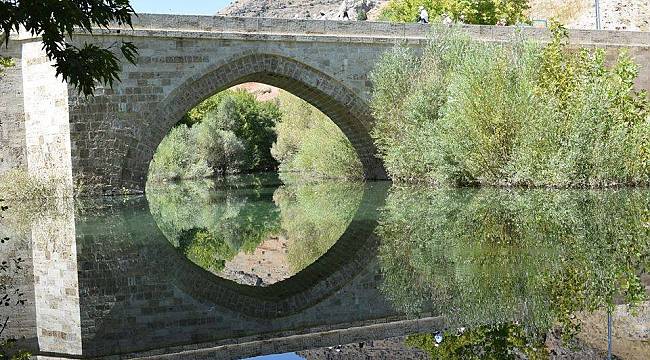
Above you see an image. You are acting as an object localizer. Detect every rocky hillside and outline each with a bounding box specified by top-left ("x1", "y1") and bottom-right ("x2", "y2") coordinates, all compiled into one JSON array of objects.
[
  {"x1": 529, "y1": 0, "x2": 649, "y2": 31},
  {"x1": 219, "y1": 0, "x2": 649, "y2": 31},
  {"x1": 219, "y1": 0, "x2": 389, "y2": 20}
]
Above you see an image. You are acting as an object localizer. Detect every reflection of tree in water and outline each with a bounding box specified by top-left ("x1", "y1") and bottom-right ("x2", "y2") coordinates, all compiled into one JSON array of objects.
[
  {"x1": 406, "y1": 323, "x2": 548, "y2": 360},
  {"x1": 147, "y1": 173, "x2": 364, "y2": 279},
  {"x1": 377, "y1": 187, "x2": 650, "y2": 357},
  {"x1": 147, "y1": 176, "x2": 282, "y2": 273},
  {"x1": 273, "y1": 175, "x2": 364, "y2": 272}
]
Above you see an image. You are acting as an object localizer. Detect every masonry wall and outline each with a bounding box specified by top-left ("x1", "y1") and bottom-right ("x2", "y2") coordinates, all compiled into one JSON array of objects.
[
  {"x1": 0, "y1": 42, "x2": 26, "y2": 173},
  {"x1": 30, "y1": 199, "x2": 82, "y2": 355},
  {"x1": 0, "y1": 200, "x2": 82, "y2": 356},
  {"x1": 65, "y1": 32, "x2": 392, "y2": 194},
  {"x1": 21, "y1": 42, "x2": 73, "y2": 188},
  {"x1": 0, "y1": 40, "x2": 73, "y2": 188}
]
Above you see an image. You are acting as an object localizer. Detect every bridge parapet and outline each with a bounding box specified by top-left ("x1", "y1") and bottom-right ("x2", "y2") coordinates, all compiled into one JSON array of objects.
[{"x1": 98, "y1": 14, "x2": 650, "y2": 47}]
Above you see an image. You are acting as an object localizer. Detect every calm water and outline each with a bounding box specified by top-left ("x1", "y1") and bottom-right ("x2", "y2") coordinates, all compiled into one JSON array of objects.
[{"x1": 1, "y1": 173, "x2": 649, "y2": 359}]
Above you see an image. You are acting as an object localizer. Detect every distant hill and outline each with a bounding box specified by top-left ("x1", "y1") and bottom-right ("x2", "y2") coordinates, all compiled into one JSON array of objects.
[
  {"x1": 219, "y1": 0, "x2": 649, "y2": 31},
  {"x1": 218, "y1": 0, "x2": 390, "y2": 21},
  {"x1": 529, "y1": 0, "x2": 648, "y2": 31}
]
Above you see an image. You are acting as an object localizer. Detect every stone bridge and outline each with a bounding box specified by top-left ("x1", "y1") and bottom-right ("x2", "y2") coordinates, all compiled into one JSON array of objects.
[{"x1": 1, "y1": 14, "x2": 649, "y2": 194}]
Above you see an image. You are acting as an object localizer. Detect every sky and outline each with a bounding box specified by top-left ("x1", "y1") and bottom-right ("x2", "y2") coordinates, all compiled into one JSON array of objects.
[{"x1": 130, "y1": 0, "x2": 231, "y2": 15}]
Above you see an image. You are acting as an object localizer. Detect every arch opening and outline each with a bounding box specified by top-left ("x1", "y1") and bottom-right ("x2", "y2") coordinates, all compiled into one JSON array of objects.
[{"x1": 137, "y1": 53, "x2": 387, "y2": 189}]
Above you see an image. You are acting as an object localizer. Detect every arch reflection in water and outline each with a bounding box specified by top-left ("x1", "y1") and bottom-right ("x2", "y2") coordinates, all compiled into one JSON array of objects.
[
  {"x1": 146, "y1": 173, "x2": 365, "y2": 286},
  {"x1": 378, "y1": 187, "x2": 650, "y2": 359}
]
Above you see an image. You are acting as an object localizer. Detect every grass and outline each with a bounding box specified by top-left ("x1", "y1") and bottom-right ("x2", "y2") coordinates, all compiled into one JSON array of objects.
[{"x1": 0, "y1": 169, "x2": 70, "y2": 201}]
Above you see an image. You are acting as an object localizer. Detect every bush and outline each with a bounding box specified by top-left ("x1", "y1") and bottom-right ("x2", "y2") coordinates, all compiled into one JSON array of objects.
[
  {"x1": 148, "y1": 125, "x2": 212, "y2": 182},
  {"x1": 370, "y1": 23, "x2": 650, "y2": 187},
  {"x1": 370, "y1": 26, "x2": 468, "y2": 183},
  {"x1": 272, "y1": 91, "x2": 363, "y2": 179},
  {"x1": 432, "y1": 37, "x2": 545, "y2": 186},
  {"x1": 379, "y1": 0, "x2": 530, "y2": 25},
  {"x1": 149, "y1": 90, "x2": 281, "y2": 182},
  {"x1": 214, "y1": 91, "x2": 280, "y2": 172},
  {"x1": 0, "y1": 169, "x2": 67, "y2": 201},
  {"x1": 510, "y1": 23, "x2": 650, "y2": 187},
  {"x1": 180, "y1": 91, "x2": 227, "y2": 127},
  {"x1": 194, "y1": 111, "x2": 246, "y2": 175}
]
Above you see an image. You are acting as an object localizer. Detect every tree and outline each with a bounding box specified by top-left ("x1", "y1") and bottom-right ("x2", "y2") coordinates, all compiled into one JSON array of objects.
[
  {"x1": 0, "y1": 0, "x2": 138, "y2": 96},
  {"x1": 0, "y1": 57, "x2": 13, "y2": 72},
  {"x1": 379, "y1": 0, "x2": 530, "y2": 25},
  {"x1": 271, "y1": 91, "x2": 363, "y2": 179}
]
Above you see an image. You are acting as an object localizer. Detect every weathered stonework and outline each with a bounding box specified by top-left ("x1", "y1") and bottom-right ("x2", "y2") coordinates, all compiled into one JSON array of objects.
[
  {"x1": 1, "y1": 14, "x2": 649, "y2": 194},
  {"x1": 0, "y1": 199, "x2": 79, "y2": 355},
  {"x1": 0, "y1": 40, "x2": 73, "y2": 189},
  {"x1": 30, "y1": 199, "x2": 81, "y2": 355},
  {"x1": 21, "y1": 43, "x2": 73, "y2": 187},
  {"x1": 0, "y1": 42, "x2": 26, "y2": 173}
]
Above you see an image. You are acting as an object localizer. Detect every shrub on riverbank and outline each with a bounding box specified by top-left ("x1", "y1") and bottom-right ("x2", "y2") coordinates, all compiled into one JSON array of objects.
[
  {"x1": 370, "y1": 23, "x2": 650, "y2": 187},
  {"x1": 0, "y1": 169, "x2": 67, "y2": 200},
  {"x1": 272, "y1": 91, "x2": 363, "y2": 179},
  {"x1": 149, "y1": 90, "x2": 280, "y2": 182},
  {"x1": 379, "y1": 0, "x2": 530, "y2": 25}
]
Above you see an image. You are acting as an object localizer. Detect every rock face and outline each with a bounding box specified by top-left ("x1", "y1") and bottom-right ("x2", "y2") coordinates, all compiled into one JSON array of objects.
[
  {"x1": 529, "y1": 0, "x2": 649, "y2": 31},
  {"x1": 569, "y1": 0, "x2": 649, "y2": 31},
  {"x1": 221, "y1": 0, "x2": 649, "y2": 31},
  {"x1": 219, "y1": 0, "x2": 390, "y2": 20}
]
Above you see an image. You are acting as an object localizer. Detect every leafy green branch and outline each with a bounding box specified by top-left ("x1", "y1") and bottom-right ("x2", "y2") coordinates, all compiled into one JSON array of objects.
[{"x1": 0, "y1": 0, "x2": 138, "y2": 96}]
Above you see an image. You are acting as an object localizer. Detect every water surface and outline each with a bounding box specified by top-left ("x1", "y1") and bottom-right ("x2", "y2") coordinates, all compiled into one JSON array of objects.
[{"x1": 1, "y1": 174, "x2": 648, "y2": 359}]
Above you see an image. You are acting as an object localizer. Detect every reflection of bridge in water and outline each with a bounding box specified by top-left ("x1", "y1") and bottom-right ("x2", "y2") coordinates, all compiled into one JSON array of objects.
[{"x1": 4, "y1": 182, "x2": 443, "y2": 359}]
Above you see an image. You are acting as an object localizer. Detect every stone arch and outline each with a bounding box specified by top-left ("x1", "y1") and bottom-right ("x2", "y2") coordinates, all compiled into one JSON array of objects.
[{"x1": 135, "y1": 53, "x2": 387, "y2": 189}]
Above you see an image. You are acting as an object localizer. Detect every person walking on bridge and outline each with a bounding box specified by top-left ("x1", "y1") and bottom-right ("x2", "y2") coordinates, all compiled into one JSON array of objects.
[
  {"x1": 339, "y1": 0, "x2": 351, "y2": 20},
  {"x1": 417, "y1": 6, "x2": 429, "y2": 24}
]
